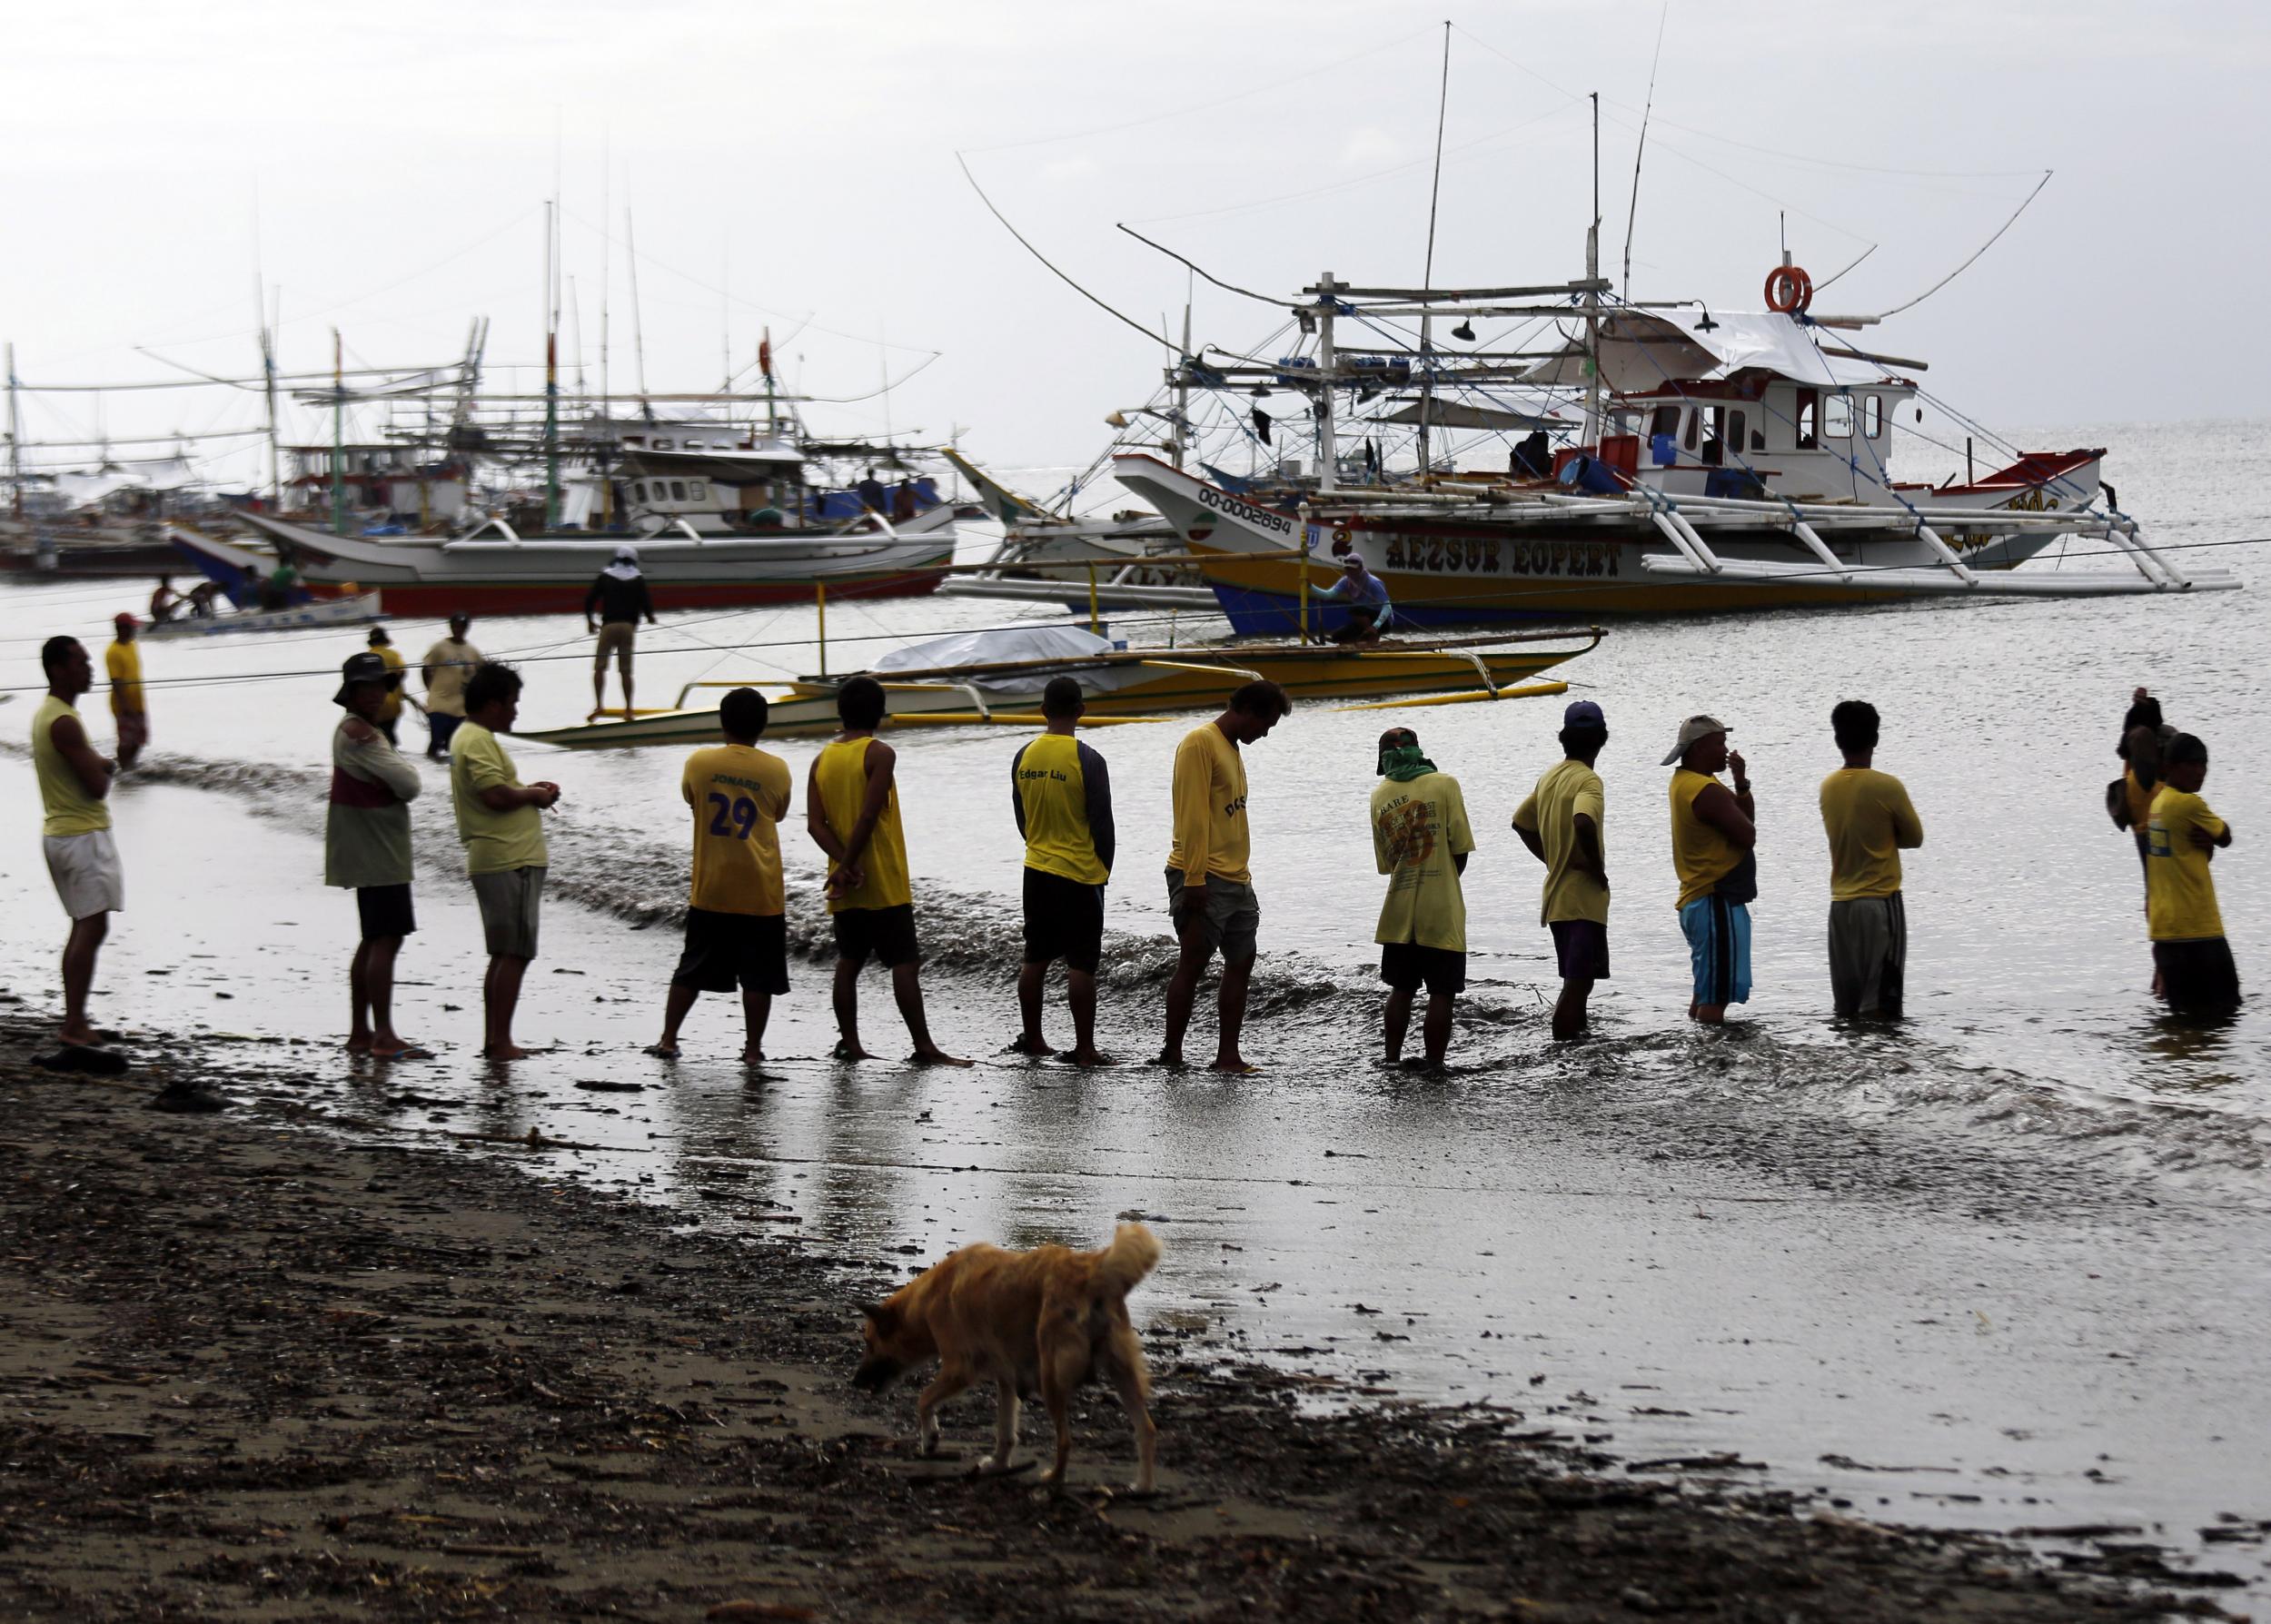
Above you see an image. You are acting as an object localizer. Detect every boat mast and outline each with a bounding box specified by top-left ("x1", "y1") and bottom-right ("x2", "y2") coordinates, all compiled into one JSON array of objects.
[
  {"x1": 1583, "y1": 92, "x2": 1603, "y2": 449},
  {"x1": 1173, "y1": 302, "x2": 1191, "y2": 470},
  {"x1": 1316, "y1": 270, "x2": 1340, "y2": 494},
  {"x1": 599, "y1": 147, "x2": 613, "y2": 529},
  {"x1": 331, "y1": 328, "x2": 346, "y2": 535},
  {"x1": 1417, "y1": 19, "x2": 1451, "y2": 485},
  {"x1": 257, "y1": 286, "x2": 281, "y2": 512},
  {"x1": 543, "y1": 200, "x2": 560, "y2": 531},
  {"x1": 5, "y1": 342, "x2": 20, "y2": 521}
]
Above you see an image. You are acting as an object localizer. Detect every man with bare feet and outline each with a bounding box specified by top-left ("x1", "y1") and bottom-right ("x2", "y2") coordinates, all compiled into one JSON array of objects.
[
  {"x1": 652, "y1": 688, "x2": 792, "y2": 1065},
  {"x1": 104, "y1": 613, "x2": 147, "y2": 771},
  {"x1": 1160, "y1": 679, "x2": 1290, "y2": 1072},
  {"x1": 1664, "y1": 715, "x2": 1757, "y2": 1025},
  {"x1": 807, "y1": 676, "x2": 967, "y2": 1066},
  {"x1": 328, "y1": 651, "x2": 429, "y2": 1061},
  {"x1": 1369, "y1": 727, "x2": 1474, "y2": 1069},
  {"x1": 1009, "y1": 677, "x2": 1116, "y2": 1065},
  {"x1": 1513, "y1": 699, "x2": 1612, "y2": 1041},
  {"x1": 450, "y1": 663, "x2": 560, "y2": 1061}
]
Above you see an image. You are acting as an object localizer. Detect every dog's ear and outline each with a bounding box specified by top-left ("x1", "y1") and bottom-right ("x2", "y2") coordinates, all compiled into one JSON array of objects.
[{"x1": 854, "y1": 1300, "x2": 897, "y2": 1332}]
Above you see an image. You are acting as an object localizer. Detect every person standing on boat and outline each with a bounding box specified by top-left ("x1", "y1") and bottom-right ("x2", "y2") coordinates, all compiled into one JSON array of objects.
[
  {"x1": 1009, "y1": 677, "x2": 1116, "y2": 1065},
  {"x1": 806, "y1": 676, "x2": 968, "y2": 1066},
  {"x1": 1370, "y1": 727, "x2": 1475, "y2": 1068},
  {"x1": 855, "y1": 468, "x2": 887, "y2": 516},
  {"x1": 420, "y1": 613, "x2": 481, "y2": 761},
  {"x1": 327, "y1": 651, "x2": 428, "y2": 1062},
  {"x1": 367, "y1": 626, "x2": 409, "y2": 746},
  {"x1": 1664, "y1": 715, "x2": 1757, "y2": 1025},
  {"x1": 450, "y1": 663, "x2": 560, "y2": 1062},
  {"x1": 1818, "y1": 700, "x2": 1924, "y2": 1021},
  {"x1": 1161, "y1": 679, "x2": 1292, "y2": 1073},
  {"x1": 650, "y1": 688, "x2": 794, "y2": 1065},
  {"x1": 584, "y1": 546, "x2": 658, "y2": 719},
  {"x1": 2147, "y1": 734, "x2": 2240, "y2": 1018},
  {"x1": 148, "y1": 577, "x2": 181, "y2": 625},
  {"x1": 1314, "y1": 555, "x2": 1393, "y2": 644},
  {"x1": 104, "y1": 614, "x2": 148, "y2": 772},
  {"x1": 890, "y1": 477, "x2": 919, "y2": 522},
  {"x1": 1512, "y1": 699, "x2": 1612, "y2": 1041}
]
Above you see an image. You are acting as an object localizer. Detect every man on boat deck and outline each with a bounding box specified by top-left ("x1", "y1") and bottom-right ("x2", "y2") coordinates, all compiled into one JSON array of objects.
[
  {"x1": 368, "y1": 626, "x2": 408, "y2": 746},
  {"x1": 1161, "y1": 679, "x2": 1292, "y2": 1073},
  {"x1": 2147, "y1": 734, "x2": 2240, "y2": 1018},
  {"x1": 1314, "y1": 555, "x2": 1393, "y2": 644},
  {"x1": 1369, "y1": 727, "x2": 1475, "y2": 1069},
  {"x1": 421, "y1": 613, "x2": 481, "y2": 760},
  {"x1": 1512, "y1": 699, "x2": 1612, "y2": 1041},
  {"x1": 1664, "y1": 714, "x2": 1758, "y2": 1025},
  {"x1": 855, "y1": 468, "x2": 887, "y2": 516},
  {"x1": 806, "y1": 676, "x2": 967, "y2": 1066},
  {"x1": 584, "y1": 546, "x2": 658, "y2": 719},
  {"x1": 104, "y1": 614, "x2": 147, "y2": 772},
  {"x1": 449, "y1": 662, "x2": 561, "y2": 1061},
  {"x1": 148, "y1": 577, "x2": 181, "y2": 624},
  {"x1": 1819, "y1": 700, "x2": 1924, "y2": 1020},
  {"x1": 1009, "y1": 676, "x2": 1116, "y2": 1065},
  {"x1": 327, "y1": 651, "x2": 428, "y2": 1062},
  {"x1": 652, "y1": 687, "x2": 794, "y2": 1065}
]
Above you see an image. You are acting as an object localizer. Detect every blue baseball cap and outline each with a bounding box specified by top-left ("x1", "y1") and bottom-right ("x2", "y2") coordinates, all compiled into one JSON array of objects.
[{"x1": 1562, "y1": 699, "x2": 1605, "y2": 728}]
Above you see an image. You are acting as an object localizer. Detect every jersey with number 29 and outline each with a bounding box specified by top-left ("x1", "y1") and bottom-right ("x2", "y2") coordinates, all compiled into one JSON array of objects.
[{"x1": 682, "y1": 743, "x2": 794, "y2": 915}]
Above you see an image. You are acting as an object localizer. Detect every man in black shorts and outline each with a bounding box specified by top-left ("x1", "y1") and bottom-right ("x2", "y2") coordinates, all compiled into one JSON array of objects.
[
  {"x1": 326, "y1": 652, "x2": 430, "y2": 1060},
  {"x1": 1369, "y1": 727, "x2": 1476, "y2": 1067},
  {"x1": 1010, "y1": 677, "x2": 1116, "y2": 1065}
]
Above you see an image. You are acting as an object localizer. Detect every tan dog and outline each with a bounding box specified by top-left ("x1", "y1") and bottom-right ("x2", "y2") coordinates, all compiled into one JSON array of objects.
[{"x1": 853, "y1": 1223, "x2": 1161, "y2": 1490}]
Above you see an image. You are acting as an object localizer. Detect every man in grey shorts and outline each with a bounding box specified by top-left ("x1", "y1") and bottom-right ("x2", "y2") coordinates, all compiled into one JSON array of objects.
[
  {"x1": 1160, "y1": 680, "x2": 1289, "y2": 1072},
  {"x1": 450, "y1": 662, "x2": 561, "y2": 1060}
]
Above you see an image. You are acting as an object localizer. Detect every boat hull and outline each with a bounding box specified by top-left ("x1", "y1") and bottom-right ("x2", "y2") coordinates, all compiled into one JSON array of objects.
[{"x1": 143, "y1": 591, "x2": 385, "y2": 639}]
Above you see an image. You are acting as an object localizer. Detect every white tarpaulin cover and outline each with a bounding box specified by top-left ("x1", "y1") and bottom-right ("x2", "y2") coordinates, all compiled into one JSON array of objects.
[
  {"x1": 1521, "y1": 311, "x2": 1900, "y2": 392},
  {"x1": 872, "y1": 624, "x2": 1115, "y2": 672}
]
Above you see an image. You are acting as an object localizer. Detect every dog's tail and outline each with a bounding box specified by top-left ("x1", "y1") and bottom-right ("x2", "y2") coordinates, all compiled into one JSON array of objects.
[{"x1": 1094, "y1": 1222, "x2": 1163, "y2": 1297}]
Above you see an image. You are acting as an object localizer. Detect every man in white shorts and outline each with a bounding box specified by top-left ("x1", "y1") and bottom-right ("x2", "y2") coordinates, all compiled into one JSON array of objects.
[{"x1": 34, "y1": 637, "x2": 121, "y2": 1051}]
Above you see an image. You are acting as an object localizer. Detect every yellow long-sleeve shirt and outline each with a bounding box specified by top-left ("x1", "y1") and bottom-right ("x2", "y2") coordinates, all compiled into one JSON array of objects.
[{"x1": 1165, "y1": 721, "x2": 1250, "y2": 886}]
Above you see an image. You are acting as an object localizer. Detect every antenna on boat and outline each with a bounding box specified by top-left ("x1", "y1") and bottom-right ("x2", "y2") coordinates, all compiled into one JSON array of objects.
[
  {"x1": 1174, "y1": 300, "x2": 1192, "y2": 470},
  {"x1": 543, "y1": 198, "x2": 561, "y2": 530},
  {"x1": 1621, "y1": 3, "x2": 1669, "y2": 303},
  {"x1": 1416, "y1": 17, "x2": 1451, "y2": 485},
  {"x1": 625, "y1": 203, "x2": 650, "y2": 411},
  {"x1": 598, "y1": 136, "x2": 613, "y2": 528},
  {"x1": 253, "y1": 282, "x2": 282, "y2": 514},
  {"x1": 1584, "y1": 92, "x2": 1603, "y2": 448},
  {"x1": 331, "y1": 327, "x2": 346, "y2": 536}
]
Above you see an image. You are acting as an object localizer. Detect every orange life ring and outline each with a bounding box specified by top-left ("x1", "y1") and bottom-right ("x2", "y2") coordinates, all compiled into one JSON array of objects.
[{"x1": 1764, "y1": 264, "x2": 1813, "y2": 314}]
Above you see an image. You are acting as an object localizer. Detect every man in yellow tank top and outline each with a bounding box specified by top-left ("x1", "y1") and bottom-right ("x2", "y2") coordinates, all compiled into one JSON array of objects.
[
  {"x1": 1009, "y1": 677, "x2": 1116, "y2": 1065},
  {"x1": 1662, "y1": 715, "x2": 1757, "y2": 1025},
  {"x1": 34, "y1": 637, "x2": 121, "y2": 1056},
  {"x1": 805, "y1": 676, "x2": 968, "y2": 1065},
  {"x1": 104, "y1": 613, "x2": 148, "y2": 770}
]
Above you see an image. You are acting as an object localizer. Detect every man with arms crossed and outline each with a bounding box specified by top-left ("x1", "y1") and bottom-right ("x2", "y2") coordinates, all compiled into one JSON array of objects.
[
  {"x1": 2147, "y1": 734, "x2": 2240, "y2": 1018},
  {"x1": 104, "y1": 613, "x2": 148, "y2": 770},
  {"x1": 1010, "y1": 676, "x2": 1116, "y2": 1065},
  {"x1": 1512, "y1": 699, "x2": 1611, "y2": 1041},
  {"x1": 1369, "y1": 727, "x2": 1474, "y2": 1068},
  {"x1": 421, "y1": 612, "x2": 481, "y2": 760},
  {"x1": 1664, "y1": 714, "x2": 1758, "y2": 1025},
  {"x1": 653, "y1": 688, "x2": 794, "y2": 1064},
  {"x1": 1819, "y1": 700, "x2": 1924, "y2": 1020},
  {"x1": 807, "y1": 676, "x2": 967, "y2": 1065},
  {"x1": 1161, "y1": 679, "x2": 1291, "y2": 1072},
  {"x1": 450, "y1": 663, "x2": 560, "y2": 1060},
  {"x1": 328, "y1": 651, "x2": 429, "y2": 1060}
]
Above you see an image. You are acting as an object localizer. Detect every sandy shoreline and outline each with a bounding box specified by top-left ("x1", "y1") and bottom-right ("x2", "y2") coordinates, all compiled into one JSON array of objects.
[{"x1": 0, "y1": 1007, "x2": 2241, "y2": 1621}]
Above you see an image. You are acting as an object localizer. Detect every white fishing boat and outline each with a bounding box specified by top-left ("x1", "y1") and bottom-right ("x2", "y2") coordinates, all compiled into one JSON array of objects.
[
  {"x1": 143, "y1": 590, "x2": 384, "y2": 639},
  {"x1": 934, "y1": 447, "x2": 1213, "y2": 612}
]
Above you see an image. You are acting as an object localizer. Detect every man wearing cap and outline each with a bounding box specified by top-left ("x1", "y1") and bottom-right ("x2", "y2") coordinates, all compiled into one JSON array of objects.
[
  {"x1": 1513, "y1": 700, "x2": 1612, "y2": 1040},
  {"x1": 1313, "y1": 554, "x2": 1393, "y2": 644},
  {"x1": 367, "y1": 626, "x2": 409, "y2": 745},
  {"x1": 104, "y1": 613, "x2": 148, "y2": 771},
  {"x1": 328, "y1": 652, "x2": 429, "y2": 1060},
  {"x1": 1664, "y1": 715, "x2": 1758, "y2": 1024},
  {"x1": 420, "y1": 613, "x2": 481, "y2": 760},
  {"x1": 585, "y1": 546, "x2": 658, "y2": 719},
  {"x1": 1370, "y1": 727, "x2": 1474, "y2": 1067}
]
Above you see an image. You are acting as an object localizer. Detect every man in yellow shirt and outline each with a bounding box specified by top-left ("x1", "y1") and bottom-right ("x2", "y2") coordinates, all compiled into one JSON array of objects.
[
  {"x1": 1010, "y1": 677, "x2": 1116, "y2": 1065},
  {"x1": 1818, "y1": 700, "x2": 1925, "y2": 1019},
  {"x1": 368, "y1": 626, "x2": 409, "y2": 746},
  {"x1": 1369, "y1": 727, "x2": 1473, "y2": 1068},
  {"x1": 806, "y1": 676, "x2": 967, "y2": 1066},
  {"x1": 104, "y1": 613, "x2": 148, "y2": 770},
  {"x1": 1512, "y1": 699, "x2": 1611, "y2": 1041},
  {"x1": 2146, "y1": 734, "x2": 2239, "y2": 1018},
  {"x1": 35, "y1": 637, "x2": 121, "y2": 1054},
  {"x1": 1161, "y1": 679, "x2": 1291, "y2": 1072},
  {"x1": 653, "y1": 688, "x2": 794, "y2": 1064},
  {"x1": 1664, "y1": 714, "x2": 1758, "y2": 1025},
  {"x1": 449, "y1": 662, "x2": 561, "y2": 1060},
  {"x1": 421, "y1": 613, "x2": 481, "y2": 760}
]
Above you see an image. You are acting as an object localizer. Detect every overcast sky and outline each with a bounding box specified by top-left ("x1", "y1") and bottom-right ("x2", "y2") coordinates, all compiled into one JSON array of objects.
[{"x1": 3, "y1": 0, "x2": 2264, "y2": 488}]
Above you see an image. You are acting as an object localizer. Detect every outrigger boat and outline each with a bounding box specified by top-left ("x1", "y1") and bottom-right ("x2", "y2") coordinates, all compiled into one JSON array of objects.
[
  {"x1": 143, "y1": 590, "x2": 384, "y2": 639},
  {"x1": 517, "y1": 622, "x2": 1597, "y2": 751}
]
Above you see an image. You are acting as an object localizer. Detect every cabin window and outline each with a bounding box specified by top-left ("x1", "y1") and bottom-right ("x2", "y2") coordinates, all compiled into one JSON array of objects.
[
  {"x1": 654, "y1": 438, "x2": 673, "y2": 450},
  {"x1": 1794, "y1": 390, "x2": 1820, "y2": 450},
  {"x1": 1865, "y1": 394, "x2": 1884, "y2": 439},
  {"x1": 1649, "y1": 404, "x2": 1680, "y2": 440},
  {"x1": 669, "y1": 480, "x2": 688, "y2": 501},
  {"x1": 1681, "y1": 407, "x2": 1700, "y2": 451},
  {"x1": 1727, "y1": 411, "x2": 1746, "y2": 457},
  {"x1": 1824, "y1": 393, "x2": 1854, "y2": 439},
  {"x1": 1701, "y1": 407, "x2": 1726, "y2": 466},
  {"x1": 689, "y1": 481, "x2": 707, "y2": 500},
  {"x1": 632, "y1": 482, "x2": 647, "y2": 502}
]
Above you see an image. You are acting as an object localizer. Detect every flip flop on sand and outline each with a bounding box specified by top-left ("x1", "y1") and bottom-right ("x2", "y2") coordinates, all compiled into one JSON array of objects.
[
  {"x1": 34, "y1": 1045, "x2": 130, "y2": 1076},
  {"x1": 372, "y1": 1045, "x2": 434, "y2": 1062}
]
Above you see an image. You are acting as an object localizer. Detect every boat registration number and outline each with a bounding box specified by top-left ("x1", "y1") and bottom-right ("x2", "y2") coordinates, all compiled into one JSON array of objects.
[
  {"x1": 1195, "y1": 484, "x2": 1296, "y2": 537},
  {"x1": 1381, "y1": 534, "x2": 1622, "y2": 578}
]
